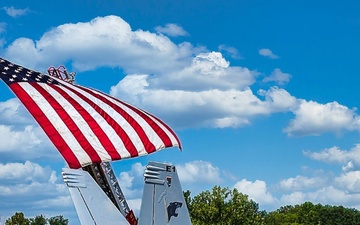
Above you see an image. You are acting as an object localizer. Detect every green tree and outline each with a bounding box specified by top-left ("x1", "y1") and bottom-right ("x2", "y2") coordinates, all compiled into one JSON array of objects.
[
  {"x1": 264, "y1": 202, "x2": 360, "y2": 225},
  {"x1": 5, "y1": 212, "x2": 30, "y2": 225},
  {"x1": 5, "y1": 213, "x2": 69, "y2": 225},
  {"x1": 186, "y1": 186, "x2": 265, "y2": 225},
  {"x1": 29, "y1": 215, "x2": 47, "y2": 225},
  {"x1": 48, "y1": 216, "x2": 68, "y2": 225}
]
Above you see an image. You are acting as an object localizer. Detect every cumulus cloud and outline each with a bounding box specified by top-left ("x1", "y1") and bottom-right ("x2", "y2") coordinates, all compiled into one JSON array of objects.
[
  {"x1": 2, "y1": 6, "x2": 29, "y2": 18},
  {"x1": 259, "y1": 87, "x2": 297, "y2": 112},
  {"x1": 113, "y1": 162, "x2": 147, "y2": 216},
  {"x1": 0, "y1": 125, "x2": 57, "y2": 161},
  {"x1": 177, "y1": 160, "x2": 222, "y2": 184},
  {"x1": 110, "y1": 58, "x2": 297, "y2": 129},
  {"x1": 234, "y1": 179, "x2": 277, "y2": 205},
  {"x1": 303, "y1": 144, "x2": 360, "y2": 169},
  {"x1": 0, "y1": 161, "x2": 55, "y2": 184},
  {"x1": 3, "y1": 15, "x2": 195, "y2": 72},
  {"x1": 259, "y1": 48, "x2": 279, "y2": 59},
  {"x1": 2, "y1": 15, "x2": 263, "y2": 129},
  {"x1": 0, "y1": 22, "x2": 6, "y2": 33},
  {"x1": 218, "y1": 44, "x2": 242, "y2": 59},
  {"x1": 335, "y1": 171, "x2": 360, "y2": 193},
  {"x1": 280, "y1": 186, "x2": 360, "y2": 208},
  {"x1": 2, "y1": 14, "x2": 358, "y2": 134},
  {"x1": 0, "y1": 98, "x2": 59, "y2": 161},
  {"x1": 155, "y1": 23, "x2": 189, "y2": 37},
  {"x1": 0, "y1": 98, "x2": 33, "y2": 125},
  {"x1": 117, "y1": 162, "x2": 145, "y2": 199},
  {"x1": 284, "y1": 100, "x2": 359, "y2": 136},
  {"x1": 0, "y1": 161, "x2": 75, "y2": 221},
  {"x1": 275, "y1": 151, "x2": 360, "y2": 210},
  {"x1": 279, "y1": 175, "x2": 328, "y2": 191},
  {"x1": 263, "y1": 68, "x2": 292, "y2": 85}
]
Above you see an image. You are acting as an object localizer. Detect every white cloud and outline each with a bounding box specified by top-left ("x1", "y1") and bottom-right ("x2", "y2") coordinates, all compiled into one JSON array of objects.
[
  {"x1": 109, "y1": 55, "x2": 298, "y2": 129},
  {"x1": 263, "y1": 68, "x2": 292, "y2": 85},
  {"x1": 0, "y1": 98, "x2": 33, "y2": 125},
  {"x1": 177, "y1": 160, "x2": 222, "y2": 184},
  {"x1": 342, "y1": 161, "x2": 355, "y2": 172},
  {"x1": 0, "y1": 98, "x2": 58, "y2": 161},
  {"x1": 280, "y1": 191, "x2": 306, "y2": 205},
  {"x1": 259, "y1": 87, "x2": 297, "y2": 112},
  {"x1": 2, "y1": 6, "x2": 29, "y2": 18},
  {"x1": 304, "y1": 144, "x2": 360, "y2": 169},
  {"x1": 0, "y1": 125, "x2": 41, "y2": 151},
  {"x1": 0, "y1": 124, "x2": 56, "y2": 160},
  {"x1": 0, "y1": 16, "x2": 294, "y2": 130},
  {"x1": 0, "y1": 161, "x2": 75, "y2": 221},
  {"x1": 155, "y1": 23, "x2": 189, "y2": 37},
  {"x1": 3, "y1": 14, "x2": 358, "y2": 134},
  {"x1": 218, "y1": 44, "x2": 242, "y2": 59},
  {"x1": 0, "y1": 161, "x2": 55, "y2": 183},
  {"x1": 4, "y1": 15, "x2": 195, "y2": 72},
  {"x1": 0, "y1": 22, "x2": 6, "y2": 33},
  {"x1": 147, "y1": 51, "x2": 258, "y2": 91},
  {"x1": 335, "y1": 171, "x2": 360, "y2": 193},
  {"x1": 279, "y1": 175, "x2": 328, "y2": 191},
  {"x1": 259, "y1": 48, "x2": 279, "y2": 59},
  {"x1": 234, "y1": 179, "x2": 277, "y2": 205},
  {"x1": 284, "y1": 100, "x2": 359, "y2": 136},
  {"x1": 280, "y1": 186, "x2": 360, "y2": 208},
  {"x1": 116, "y1": 163, "x2": 145, "y2": 199}
]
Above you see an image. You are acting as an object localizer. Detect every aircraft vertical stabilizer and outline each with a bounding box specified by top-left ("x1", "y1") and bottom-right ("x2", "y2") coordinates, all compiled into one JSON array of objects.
[
  {"x1": 138, "y1": 161, "x2": 192, "y2": 225},
  {"x1": 62, "y1": 168, "x2": 129, "y2": 225}
]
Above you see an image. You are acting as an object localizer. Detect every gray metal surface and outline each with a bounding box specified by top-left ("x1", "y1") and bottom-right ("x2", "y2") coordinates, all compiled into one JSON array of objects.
[
  {"x1": 139, "y1": 161, "x2": 192, "y2": 225},
  {"x1": 62, "y1": 168, "x2": 129, "y2": 225}
]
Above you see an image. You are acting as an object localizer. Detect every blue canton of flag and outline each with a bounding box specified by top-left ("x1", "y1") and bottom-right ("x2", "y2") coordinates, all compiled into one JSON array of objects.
[{"x1": 0, "y1": 58, "x2": 60, "y2": 85}]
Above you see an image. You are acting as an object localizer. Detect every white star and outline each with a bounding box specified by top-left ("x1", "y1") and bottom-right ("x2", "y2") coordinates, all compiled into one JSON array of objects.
[
  {"x1": 4, "y1": 66, "x2": 9, "y2": 70},
  {"x1": 22, "y1": 77, "x2": 28, "y2": 81},
  {"x1": 12, "y1": 74, "x2": 17, "y2": 78},
  {"x1": 9, "y1": 78, "x2": 14, "y2": 82}
]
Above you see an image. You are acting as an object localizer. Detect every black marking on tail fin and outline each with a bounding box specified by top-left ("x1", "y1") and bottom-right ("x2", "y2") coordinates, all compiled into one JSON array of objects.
[{"x1": 167, "y1": 201, "x2": 183, "y2": 222}]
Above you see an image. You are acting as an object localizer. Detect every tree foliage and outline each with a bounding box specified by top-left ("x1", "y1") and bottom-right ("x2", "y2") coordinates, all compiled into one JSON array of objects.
[
  {"x1": 264, "y1": 202, "x2": 360, "y2": 225},
  {"x1": 185, "y1": 186, "x2": 266, "y2": 225},
  {"x1": 5, "y1": 213, "x2": 68, "y2": 225},
  {"x1": 5, "y1": 212, "x2": 29, "y2": 225},
  {"x1": 185, "y1": 186, "x2": 360, "y2": 225}
]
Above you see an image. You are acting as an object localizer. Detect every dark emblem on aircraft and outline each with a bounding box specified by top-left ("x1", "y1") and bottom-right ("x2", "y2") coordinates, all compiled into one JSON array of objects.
[{"x1": 167, "y1": 201, "x2": 183, "y2": 221}]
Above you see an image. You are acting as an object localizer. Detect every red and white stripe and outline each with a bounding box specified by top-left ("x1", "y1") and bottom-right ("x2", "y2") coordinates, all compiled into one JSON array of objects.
[{"x1": 8, "y1": 77, "x2": 181, "y2": 169}]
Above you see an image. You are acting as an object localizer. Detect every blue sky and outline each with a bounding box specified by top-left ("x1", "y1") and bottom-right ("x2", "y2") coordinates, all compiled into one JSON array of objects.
[{"x1": 1, "y1": 0, "x2": 360, "y2": 224}]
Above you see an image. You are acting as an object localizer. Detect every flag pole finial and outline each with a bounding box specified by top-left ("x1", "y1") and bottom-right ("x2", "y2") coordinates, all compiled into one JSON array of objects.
[{"x1": 47, "y1": 65, "x2": 76, "y2": 83}]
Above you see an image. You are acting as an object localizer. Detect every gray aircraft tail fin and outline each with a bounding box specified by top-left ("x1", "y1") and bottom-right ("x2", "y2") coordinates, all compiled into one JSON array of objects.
[
  {"x1": 138, "y1": 161, "x2": 192, "y2": 225},
  {"x1": 62, "y1": 168, "x2": 130, "y2": 225}
]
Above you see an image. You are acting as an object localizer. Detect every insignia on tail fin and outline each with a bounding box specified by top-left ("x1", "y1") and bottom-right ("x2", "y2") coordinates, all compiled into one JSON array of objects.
[{"x1": 167, "y1": 202, "x2": 183, "y2": 221}]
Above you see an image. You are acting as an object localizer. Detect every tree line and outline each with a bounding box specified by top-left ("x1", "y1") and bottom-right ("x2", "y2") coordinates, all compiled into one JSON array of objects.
[
  {"x1": 4, "y1": 212, "x2": 68, "y2": 225},
  {"x1": 5, "y1": 186, "x2": 360, "y2": 225},
  {"x1": 185, "y1": 186, "x2": 360, "y2": 225}
]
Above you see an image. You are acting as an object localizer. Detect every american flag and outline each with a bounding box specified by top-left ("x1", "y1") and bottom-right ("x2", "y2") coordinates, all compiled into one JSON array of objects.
[{"x1": 0, "y1": 58, "x2": 181, "y2": 169}]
